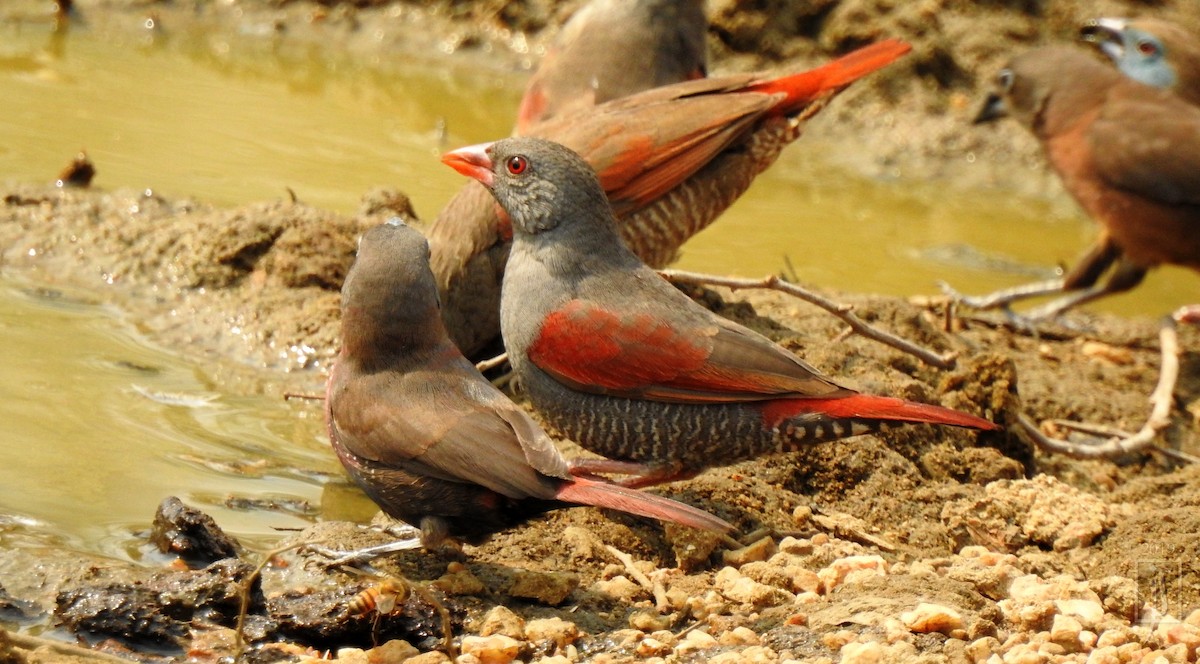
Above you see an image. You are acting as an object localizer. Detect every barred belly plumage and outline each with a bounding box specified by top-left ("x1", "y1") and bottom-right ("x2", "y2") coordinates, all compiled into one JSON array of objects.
[{"x1": 522, "y1": 364, "x2": 884, "y2": 471}]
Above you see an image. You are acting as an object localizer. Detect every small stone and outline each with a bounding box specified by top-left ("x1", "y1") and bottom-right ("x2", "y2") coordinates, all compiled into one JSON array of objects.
[
  {"x1": 1049, "y1": 614, "x2": 1082, "y2": 649},
  {"x1": 900, "y1": 603, "x2": 964, "y2": 635},
  {"x1": 628, "y1": 608, "x2": 672, "y2": 632},
  {"x1": 508, "y1": 570, "x2": 579, "y2": 606},
  {"x1": 1096, "y1": 628, "x2": 1128, "y2": 649},
  {"x1": 592, "y1": 575, "x2": 642, "y2": 602},
  {"x1": 459, "y1": 635, "x2": 522, "y2": 664},
  {"x1": 365, "y1": 639, "x2": 420, "y2": 661},
  {"x1": 524, "y1": 617, "x2": 580, "y2": 650},
  {"x1": 811, "y1": 533, "x2": 830, "y2": 546},
  {"x1": 433, "y1": 565, "x2": 485, "y2": 596},
  {"x1": 635, "y1": 637, "x2": 670, "y2": 657},
  {"x1": 715, "y1": 567, "x2": 794, "y2": 606},
  {"x1": 1085, "y1": 645, "x2": 1120, "y2": 664},
  {"x1": 1160, "y1": 643, "x2": 1190, "y2": 663},
  {"x1": 792, "y1": 505, "x2": 813, "y2": 527},
  {"x1": 333, "y1": 647, "x2": 368, "y2": 664},
  {"x1": 723, "y1": 536, "x2": 778, "y2": 567},
  {"x1": 406, "y1": 652, "x2": 452, "y2": 664},
  {"x1": 718, "y1": 626, "x2": 760, "y2": 646},
  {"x1": 1185, "y1": 609, "x2": 1200, "y2": 628},
  {"x1": 839, "y1": 641, "x2": 883, "y2": 664},
  {"x1": 675, "y1": 629, "x2": 718, "y2": 655},
  {"x1": 479, "y1": 606, "x2": 526, "y2": 639},
  {"x1": 778, "y1": 536, "x2": 813, "y2": 555},
  {"x1": 965, "y1": 637, "x2": 1000, "y2": 663},
  {"x1": 1154, "y1": 619, "x2": 1200, "y2": 651},
  {"x1": 817, "y1": 555, "x2": 888, "y2": 593},
  {"x1": 1054, "y1": 599, "x2": 1105, "y2": 630},
  {"x1": 822, "y1": 630, "x2": 856, "y2": 650}
]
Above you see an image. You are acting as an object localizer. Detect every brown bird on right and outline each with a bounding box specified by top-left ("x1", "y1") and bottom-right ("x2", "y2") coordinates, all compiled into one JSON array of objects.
[
  {"x1": 953, "y1": 46, "x2": 1200, "y2": 320},
  {"x1": 430, "y1": 39, "x2": 912, "y2": 357},
  {"x1": 325, "y1": 220, "x2": 731, "y2": 551},
  {"x1": 515, "y1": 0, "x2": 708, "y2": 133}
]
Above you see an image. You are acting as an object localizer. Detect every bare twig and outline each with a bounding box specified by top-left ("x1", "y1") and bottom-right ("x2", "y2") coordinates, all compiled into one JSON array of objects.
[
  {"x1": 236, "y1": 541, "x2": 317, "y2": 659},
  {"x1": 660, "y1": 269, "x2": 957, "y2": 369},
  {"x1": 283, "y1": 392, "x2": 324, "y2": 401},
  {"x1": 474, "y1": 352, "x2": 508, "y2": 374},
  {"x1": 1017, "y1": 318, "x2": 1191, "y2": 461}
]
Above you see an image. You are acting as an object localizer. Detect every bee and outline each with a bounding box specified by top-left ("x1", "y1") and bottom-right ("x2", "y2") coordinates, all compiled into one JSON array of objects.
[{"x1": 348, "y1": 577, "x2": 410, "y2": 618}]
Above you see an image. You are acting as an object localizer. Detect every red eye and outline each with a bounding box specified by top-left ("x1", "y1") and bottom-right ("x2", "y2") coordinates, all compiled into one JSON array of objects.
[
  {"x1": 1138, "y1": 39, "x2": 1159, "y2": 56},
  {"x1": 506, "y1": 155, "x2": 528, "y2": 175}
]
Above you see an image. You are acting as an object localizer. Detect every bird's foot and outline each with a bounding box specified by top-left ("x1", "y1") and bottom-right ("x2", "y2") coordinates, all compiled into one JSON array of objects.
[
  {"x1": 1174, "y1": 304, "x2": 1200, "y2": 325},
  {"x1": 567, "y1": 458, "x2": 696, "y2": 488},
  {"x1": 937, "y1": 278, "x2": 1067, "y2": 311},
  {"x1": 307, "y1": 534, "x2": 424, "y2": 567}
]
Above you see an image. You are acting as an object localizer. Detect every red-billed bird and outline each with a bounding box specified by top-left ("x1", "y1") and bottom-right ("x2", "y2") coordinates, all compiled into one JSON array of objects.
[
  {"x1": 443, "y1": 138, "x2": 999, "y2": 486},
  {"x1": 952, "y1": 46, "x2": 1200, "y2": 319},
  {"x1": 516, "y1": 0, "x2": 709, "y2": 132},
  {"x1": 429, "y1": 39, "x2": 912, "y2": 357},
  {"x1": 325, "y1": 220, "x2": 731, "y2": 549}
]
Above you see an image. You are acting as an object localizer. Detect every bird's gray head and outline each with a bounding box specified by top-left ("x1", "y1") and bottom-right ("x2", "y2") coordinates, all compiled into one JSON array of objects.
[
  {"x1": 341, "y1": 220, "x2": 444, "y2": 353},
  {"x1": 442, "y1": 136, "x2": 614, "y2": 238},
  {"x1": 1081, "y1": 18, "x2": 1178, "y2": 89}
]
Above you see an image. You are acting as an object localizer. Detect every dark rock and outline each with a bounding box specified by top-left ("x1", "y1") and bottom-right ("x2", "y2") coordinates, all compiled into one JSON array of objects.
[{"x1": 149, "y1": 496, "x2": 240, "y2": 567}]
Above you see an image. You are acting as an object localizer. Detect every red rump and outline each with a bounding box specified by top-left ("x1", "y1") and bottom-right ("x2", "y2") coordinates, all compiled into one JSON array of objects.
[
  {"x1": 757, "y1": 393, "x2": 1000, "y2": 431},
  {"x1": 747, "y1": 39, "x2": 912, "y2": 116}
]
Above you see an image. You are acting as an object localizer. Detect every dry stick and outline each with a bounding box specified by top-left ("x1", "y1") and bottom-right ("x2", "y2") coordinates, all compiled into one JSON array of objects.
[
  {"x1": 659, "y1": 270, "x2": 958, "y2": 369},
  {"x1": 1017, "y1": 318, "x2": 1189, "y2": 460},
  {"x1": 604, "y1": 545, "x2": 672, "y2": 612},
  {"x1": 283, "y1": 392, "x2": 324, "y2": 401},
  {"x1": 235, "y1": 541, "x2": 317, "y2": 659},
  {"x1": 474, "y1": 352, "x2": 508, "y2": 374}
]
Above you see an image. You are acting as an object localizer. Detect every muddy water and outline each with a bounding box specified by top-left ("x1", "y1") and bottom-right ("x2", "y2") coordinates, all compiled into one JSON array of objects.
[
  {"x1": 0, "y1": 9, "x2": 1195, "y2": 559},
  {"x1": 0, "y1": 277, "x2": 379, "y2": 560}
]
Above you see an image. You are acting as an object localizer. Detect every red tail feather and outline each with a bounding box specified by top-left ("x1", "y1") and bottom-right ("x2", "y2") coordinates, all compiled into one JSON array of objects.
[
  {"x1": 749, "y1": 39, "x2": 912, "y2": 113},
  {"x1": 760, "y1": 393, "x2": 999, "y2": 431},
  {"x1": 555, "y1": 477, "x2": 732, "y2": 532}
]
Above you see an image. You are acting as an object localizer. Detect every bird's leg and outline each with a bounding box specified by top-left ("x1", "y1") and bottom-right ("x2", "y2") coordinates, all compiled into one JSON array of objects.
[
  {"x1": 942, "y1": 237, "x2": 1122, "y2": 313},
  {"x1": 939, "y1": 277, "x2": 1067, "y2": 311},
  {"x1": 1022, "y1": 260, "x2": 1146, "y2": 321},
  {"x1": 1016, "y1": 313, "x2": 1195, "y2": 460},
  {"x1": 567, "y1": 457, "x2": 697, "y2": 488}
]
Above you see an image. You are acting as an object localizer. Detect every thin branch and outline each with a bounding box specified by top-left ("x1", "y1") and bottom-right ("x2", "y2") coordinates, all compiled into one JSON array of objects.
[
  {"x1": 1017, "y1": 318, "x2": 1190, "y2": 461},
  {"x1": 660, "y1": 269, "x2": 957, "y2": 369},
  {"x1": 474, "y1": 352, "x2": 508, "y2": 374}
]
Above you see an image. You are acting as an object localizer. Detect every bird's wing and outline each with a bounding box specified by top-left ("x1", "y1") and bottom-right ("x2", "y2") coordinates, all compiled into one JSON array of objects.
[
  {"x1": 1091, "y1": 89, "x2": 1200, "y2": 205},
  {"x1": 330, "y1": 362, "x2": 561, "y2": 501},
  {"x1": 532, "y1": 75, "x2": 772, "y2": 215},
  {"x1": 526, "y1": 297, "x2": 851, "y2": 403}
]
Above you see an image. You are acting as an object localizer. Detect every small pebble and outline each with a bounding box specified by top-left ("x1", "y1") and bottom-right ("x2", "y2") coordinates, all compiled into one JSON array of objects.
[
  {"x1": 525, "y1": 617, "x2": 580, "y2": 650},
  {"x1": 900, "y1": 602, "x2": 964, "y2": 635},
  {"x1": 839, "y1": 641, "x2": 883, "y2": 664},
  {"x1": 459, "y1": 635, "x2": 521, "y2": 664},
  {"x1": 479, "y1": 605, "x2": 526, "y2": 639}
]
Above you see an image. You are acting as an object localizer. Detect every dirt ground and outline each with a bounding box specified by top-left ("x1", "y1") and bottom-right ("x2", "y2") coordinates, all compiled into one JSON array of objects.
[{"x1": 2, "y1": 0, "x2": 1200, "y2": 662}]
